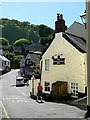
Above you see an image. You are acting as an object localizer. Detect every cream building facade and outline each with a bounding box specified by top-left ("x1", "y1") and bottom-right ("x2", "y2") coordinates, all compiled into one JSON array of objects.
[{"x1": 40, "y1": 22, "x2": 87, "y2": 98}]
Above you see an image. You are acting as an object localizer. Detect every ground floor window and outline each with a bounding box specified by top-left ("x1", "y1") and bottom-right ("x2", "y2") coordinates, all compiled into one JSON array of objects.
[
  {"x1": 70, "y1": 82, "x2": 78, "y2": 98},
  {"x1": 44, "y1": 81, "x2": 50, "y2": 92}
]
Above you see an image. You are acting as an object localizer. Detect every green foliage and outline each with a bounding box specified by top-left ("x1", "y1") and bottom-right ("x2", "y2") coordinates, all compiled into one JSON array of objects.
[
  {"x1": 4, "y1": 50, "x2": 13, "y2": 60},
  {"x1": 39, "y1": 24, "x2": 55, "y2": 45},
  {"x1": 39, "y1": 24, "x2": 54, "y2": 37},
  {"x1": 1, "y1": 18, "x2": 55, "y2": 69},
  {"x1": 12, "y1": 55, "x2": 24, "y2": 69},
  {"x1": 14, "y1": 38, "x2": 30, "y2": 45},
  {"x1": 0, "y1": 38, "x2": 10, "y2": 45},
  {"x1": 1, "y1": 18, "x2": 55, "y2": 44},
  {"x1": 2, "y1": 22, "x2": 22, "y2": 43},
  {"x1": 4, "y1": 51, "x2": 24, "y2": 69},
  {"x1": 41, "y1": 33, "x2": 55, "y2": 45}
]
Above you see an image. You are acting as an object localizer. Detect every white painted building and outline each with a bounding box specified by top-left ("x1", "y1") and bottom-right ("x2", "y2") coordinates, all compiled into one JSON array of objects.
[{"x1": 0, "y1": 55, "x2": 10, "y2": 71}]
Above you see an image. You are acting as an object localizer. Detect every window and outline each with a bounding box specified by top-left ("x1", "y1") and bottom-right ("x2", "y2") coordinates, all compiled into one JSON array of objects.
[
  {"x1": 2, "y1": 62, "x2": 3, "y2": 67},
  {"x1": 44, "y1": 81, "x2": 50, "y2": 92},
  {"x1": 4, "y1": 61, "x2": 6, "y2": 65},
  {"x1": 71, "y1": 82, "x2": 78, "y2": 98},
  {"x1": 52, "y1": 55, "x2": 65, "y2": 65},
  {"x1": 8, "y1": 62, "x2": 10, "y2": 65},
  {"x1": 26, "y1": 59, "x2": 32, "y2": 64},
  {"x1": 45, "y1": 59, "x2": 49, "y2": 71}
]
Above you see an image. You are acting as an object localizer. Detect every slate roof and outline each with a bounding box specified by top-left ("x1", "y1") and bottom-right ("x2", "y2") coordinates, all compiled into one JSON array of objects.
[
  {"x1": 63, "y1": 32, "x2": 86, "y2": 53},
  {"x1": 24, "y1": 43, "x2": 46, "y2": 53},
  {"x1": 66, "y1": 21, "x2": 86, "y2": 40},
  {"x1": 41, "y1": 22, "x2": 87, "y2": 56},
  {"x1": 29, "y1": 52, "x2": 41, "y2": 66}
]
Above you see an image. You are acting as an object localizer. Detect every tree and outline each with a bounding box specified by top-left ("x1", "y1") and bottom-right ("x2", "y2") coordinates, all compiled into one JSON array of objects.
[
  {"x1": 14, "y1": 38, "x2": 31, "y2": 45},
  {"x1": 12, "y1": 55, "x2": 24, "y2": 69},
  {"x1": 39, "y1": 24, "x2": 54, "y2": 37},
  {"x1": 0, "y1": 38, "x2": 10, "y2": 45},
  {"x1": 41, "y1": 33, "x2": 55, "y2": 45},
  {"x1": 2, "y1": 22, "x2": 22, "y2": 43},
  {"x1": 14, "y1": 38, "x2": 31, "y2": 56},
  {"x1": 1, "y1": 18, "x2": 55, "y2": 46}
]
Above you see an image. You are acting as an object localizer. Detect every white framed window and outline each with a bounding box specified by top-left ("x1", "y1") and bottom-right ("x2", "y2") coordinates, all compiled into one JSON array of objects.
[
  {"x1": 44, "y1": 81, "x2": 50, "y2": 92},
  {"x1": 45, "y1": 59, "x2": 49, "y2": 71},
  {"x1": 71, "y1": 82, "x2": 78, "y2": 98},
  {"x1": 52, "y1": 55, "x2": 65, "y2": 65}
]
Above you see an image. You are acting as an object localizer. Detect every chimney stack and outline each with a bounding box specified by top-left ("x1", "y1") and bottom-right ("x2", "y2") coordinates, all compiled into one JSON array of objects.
[
  {"x1": 55, "y1": 13, "x2": 67, "y2": 33},
  {"x1": 60, "y1": 14, "x2": 63, "y2": 20},
  {"x1": 57, "y1": 13, "x2": 60, "y2": 21}
]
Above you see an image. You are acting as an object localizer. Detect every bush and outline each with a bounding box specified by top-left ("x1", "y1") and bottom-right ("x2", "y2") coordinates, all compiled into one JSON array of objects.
[
  {"x1": 0, "y1": 38, "x2": 10, "y2": 45},
  {"x1": 12, "y1": 55, "x2": 24, "y2": 69}
]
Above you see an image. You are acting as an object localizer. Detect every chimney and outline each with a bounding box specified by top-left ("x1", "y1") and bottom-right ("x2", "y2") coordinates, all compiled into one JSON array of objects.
[
  {"x1": 60, "y1": 14, "x2": 63, "y2": 20},
  {"x1": 57, "y1": 13, "x2": 60, "y2": 21},
  {"x1": 55, "y1": 13, "x2": 67, "y2": 33}
]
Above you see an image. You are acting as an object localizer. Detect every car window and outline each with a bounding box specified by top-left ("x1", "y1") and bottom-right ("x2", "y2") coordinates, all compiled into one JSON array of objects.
[{"x1": 16, "y1": 79, "x2": 23, "y2": 81}]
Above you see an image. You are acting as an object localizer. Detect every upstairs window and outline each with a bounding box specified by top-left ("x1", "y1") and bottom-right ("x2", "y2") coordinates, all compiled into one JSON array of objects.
[
  {"x1": 45, "y1": 59, "x2": 49, "y2": 71},
  {"x1": 26, "y1": 59, "x2": 32, "y2": 65},
  {"x1": 2, "y1": 62, "x2": 3, "y2": 67},
  {"x1": 8, "y1": 62, "x2": 10, "y2": 65},
  {"x1": 4, "y1": 61, "x2": 6, "y2": 65},
  {"x1": 52, "y1": 55, "x2": 65, "y2": 65}
]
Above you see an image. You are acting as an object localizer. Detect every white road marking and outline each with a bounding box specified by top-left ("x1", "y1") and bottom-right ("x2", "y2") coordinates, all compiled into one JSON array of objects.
[
  {"x1": 3, "y1": 96, "x2": 27, "y2": 103},
  {"x1": 0, "y1": 101, "x2": 10, "y2": 120}
]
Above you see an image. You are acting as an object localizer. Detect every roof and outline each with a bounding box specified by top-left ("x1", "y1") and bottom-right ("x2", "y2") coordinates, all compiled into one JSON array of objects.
[
  {"x1": 63, "y1": 22, "x2": 86, "y2": 53},
  {"x1": 0, "y1": 55, "x2": 10, "y2": 62},
  {"x1": 62, "y1": 32, "x2": 86, "y2": 53},
  {"x1": 25, "y1": 53, "x2": 31, "y2": 60},
  {"x1": 66, "y1": 21, "x2": 86, "y2": 40},
  {"x1": 29, "y1": 53, "x2": 41, "y2": 66},
  {"x1": 19, "y1": 52, "x2": 41, "y2": 66},
  {"x1": 25, "y1": 43, "x2": 46, "y2": 53},
  {"x1": 41, "y1": 22, "x2": 87, "y2": 56}
]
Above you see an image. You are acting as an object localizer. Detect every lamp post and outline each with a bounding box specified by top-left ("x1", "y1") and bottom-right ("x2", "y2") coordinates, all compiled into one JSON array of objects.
[{"x1": 80, "y1": 1, "x2": 90, "y2": 118}]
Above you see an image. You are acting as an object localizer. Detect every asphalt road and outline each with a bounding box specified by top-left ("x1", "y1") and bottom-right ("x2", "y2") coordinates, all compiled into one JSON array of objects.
[{"x1": 0, "y1": 69, "x2": 86, "y2": 119}]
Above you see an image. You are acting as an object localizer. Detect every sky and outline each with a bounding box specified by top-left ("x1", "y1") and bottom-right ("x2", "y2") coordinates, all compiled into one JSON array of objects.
[{"x1": 1, "y1": 1, "x2": 86, "y2": 29}]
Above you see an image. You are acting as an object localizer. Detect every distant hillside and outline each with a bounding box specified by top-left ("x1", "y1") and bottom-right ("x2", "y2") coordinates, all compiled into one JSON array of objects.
[{"x1": 0, "y1": 18, "x2": 55, "y2": 45}]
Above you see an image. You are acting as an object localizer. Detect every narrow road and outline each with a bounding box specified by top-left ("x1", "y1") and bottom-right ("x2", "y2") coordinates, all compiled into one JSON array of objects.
[{"x1": 1, "y1": 69, "x2": 86, "y2": 119}]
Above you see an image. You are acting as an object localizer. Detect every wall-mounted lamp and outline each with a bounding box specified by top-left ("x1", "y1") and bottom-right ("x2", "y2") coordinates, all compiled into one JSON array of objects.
[{"x1": 80, "y1": 10, "x2": 86, "y2": 28}]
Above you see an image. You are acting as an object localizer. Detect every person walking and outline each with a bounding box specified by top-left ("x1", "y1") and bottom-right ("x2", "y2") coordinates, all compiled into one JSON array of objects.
[{"x1": 36, "y1": 82, "x2": 43, "y2": 103}]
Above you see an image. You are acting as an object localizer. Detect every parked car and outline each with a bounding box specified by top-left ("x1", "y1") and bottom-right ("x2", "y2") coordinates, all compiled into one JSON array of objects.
[{"x1": 16, "y1": 76, "x2": 25, "y2": 87}]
